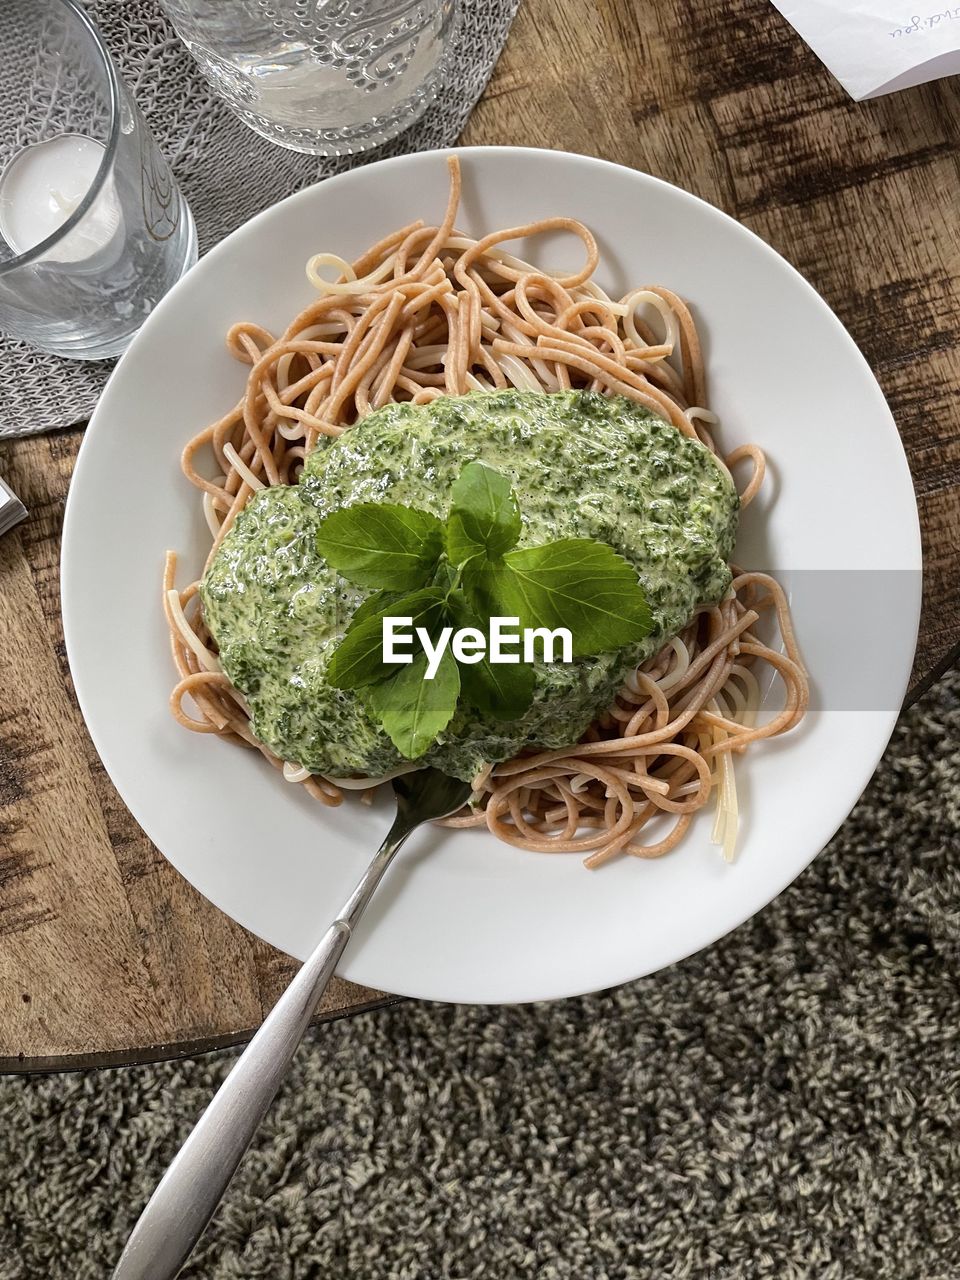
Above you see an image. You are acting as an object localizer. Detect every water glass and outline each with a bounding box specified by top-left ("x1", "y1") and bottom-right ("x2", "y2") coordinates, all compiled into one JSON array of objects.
[
  {"x1": 158, "y1": 0, "x2": 459, "y2": 155},
  {"x1": 0, "y1": 0, "x2": 197, "y2": 361}
]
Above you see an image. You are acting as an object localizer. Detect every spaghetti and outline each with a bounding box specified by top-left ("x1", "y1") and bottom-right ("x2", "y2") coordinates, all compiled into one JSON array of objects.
[{"x1": 166, "y1": 156, "x2": 808, "y2": 867}]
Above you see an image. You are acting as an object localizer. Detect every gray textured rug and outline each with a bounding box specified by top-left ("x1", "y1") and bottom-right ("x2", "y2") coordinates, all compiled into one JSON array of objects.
[{"x1": 0, "y1": 667, "x2": 957, "y2": 1280}]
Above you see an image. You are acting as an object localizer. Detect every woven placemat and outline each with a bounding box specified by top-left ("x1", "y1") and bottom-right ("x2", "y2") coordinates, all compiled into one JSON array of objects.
[{"x1": 0, "y1": 0, "x2": 519, "y2": 439}]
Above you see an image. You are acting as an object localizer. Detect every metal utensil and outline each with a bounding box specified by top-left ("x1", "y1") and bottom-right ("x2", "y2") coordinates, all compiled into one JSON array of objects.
[{"x1": 113, "y1": 767, "x2": 472, "y2": 1280}]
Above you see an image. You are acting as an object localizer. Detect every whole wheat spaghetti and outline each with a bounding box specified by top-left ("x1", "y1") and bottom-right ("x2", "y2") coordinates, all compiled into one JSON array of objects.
[{"x1": 166, "y1": 157, "x2": 808, "y2": 867}]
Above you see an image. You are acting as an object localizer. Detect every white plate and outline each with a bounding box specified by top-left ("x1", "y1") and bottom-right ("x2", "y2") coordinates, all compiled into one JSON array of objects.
[{"x1": 61, "y1": 147, "x2": 921, "y2": 1003}]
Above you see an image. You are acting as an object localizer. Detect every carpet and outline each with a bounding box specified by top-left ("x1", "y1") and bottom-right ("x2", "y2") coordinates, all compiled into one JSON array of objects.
[{"x1": 0, "y1": 666, "x2": 957, "y2": 1280}]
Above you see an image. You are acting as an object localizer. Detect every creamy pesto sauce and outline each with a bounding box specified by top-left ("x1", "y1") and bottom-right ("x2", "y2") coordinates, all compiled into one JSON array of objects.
[{"x1": 201, "y1": 391, "x2": 739, "y2": 782}]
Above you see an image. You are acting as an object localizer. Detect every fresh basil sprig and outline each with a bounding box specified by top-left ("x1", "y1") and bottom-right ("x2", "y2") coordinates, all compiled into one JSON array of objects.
[
  {"x1": 365, "y1": 650, "x2": 461, "y2": 760},
  {"x1": 470, "y1": 538, "x2": 653, "y2": 657},
  {"x1": 444, "y1": 461, "x2": 521, "y2": 563},
  {"x1": 326, "y1": 588, "x2": 446, "y2": 689},
  {"x1": 316, "y1": 461, "x2": 651, "y2": 760},
  {"x1": 314, "y1": 503, "x2": 443, "y2": 591},
  {"x1": 446, "y1": 590, "x2": 535, "y2": 720}
]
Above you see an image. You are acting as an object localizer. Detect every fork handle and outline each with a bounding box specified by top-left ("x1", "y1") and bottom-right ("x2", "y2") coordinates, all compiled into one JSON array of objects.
[{"x1": 112, "y1": 820, "x2": 412, "y2": 1280}]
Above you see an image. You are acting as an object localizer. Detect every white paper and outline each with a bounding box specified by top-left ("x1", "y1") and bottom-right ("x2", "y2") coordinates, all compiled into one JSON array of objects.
[
  {"x1": 0, "y1": 474, "x2": 27, "y2": 538},
  {"x1": 770, "y1": 0, "x2": 960, "y2": 99}
]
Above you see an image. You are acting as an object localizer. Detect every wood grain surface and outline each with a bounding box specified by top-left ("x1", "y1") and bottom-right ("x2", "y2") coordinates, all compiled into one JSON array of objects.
[{"x1": 1, "y1": 0, "x2": 958, "y2": 1071}]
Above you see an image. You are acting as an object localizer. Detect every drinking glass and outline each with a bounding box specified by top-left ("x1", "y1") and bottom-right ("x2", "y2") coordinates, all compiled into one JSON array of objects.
[
  {"x1": 0, "y1": 0, "x2": 197, "y2": 360},
  {"x1": 158, "y1": 0, "x2": 459, "y2": 155}
]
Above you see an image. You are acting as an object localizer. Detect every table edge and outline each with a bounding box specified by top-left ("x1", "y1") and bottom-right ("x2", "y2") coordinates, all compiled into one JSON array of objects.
[
  {"x1": 0, "y1": 994, "x2": 403, "y2": 1077},
  {"x1": 905, "y1": 638, "x2": 960, "y2": 711}
]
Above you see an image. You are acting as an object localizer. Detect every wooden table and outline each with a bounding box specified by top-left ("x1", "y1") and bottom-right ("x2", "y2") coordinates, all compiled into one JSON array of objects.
[{"x1": 1, "y1": 0, "x2": 958, "y2": 1072}]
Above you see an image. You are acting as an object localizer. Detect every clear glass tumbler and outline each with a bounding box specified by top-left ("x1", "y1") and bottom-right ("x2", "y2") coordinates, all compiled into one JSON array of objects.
[
  {"x1": 0, "y1": 0, "x2": 197, "y2": 360},
  {"x1": 158, "y1": 0, "x2": 458, "y2": 155}
]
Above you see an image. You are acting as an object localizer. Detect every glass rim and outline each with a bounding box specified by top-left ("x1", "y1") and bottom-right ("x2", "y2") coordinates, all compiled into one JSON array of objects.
[{"x1": 0, "y1": 0, "x2": 122, "y2": 277}]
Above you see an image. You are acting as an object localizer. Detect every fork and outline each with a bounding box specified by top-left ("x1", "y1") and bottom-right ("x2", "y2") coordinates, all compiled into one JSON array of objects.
[{"x1": 112, "y1": 767, "x2": 472, "y2": 1280}]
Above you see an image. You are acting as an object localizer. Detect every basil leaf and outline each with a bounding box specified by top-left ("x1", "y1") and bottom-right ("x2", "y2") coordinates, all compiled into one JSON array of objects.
[
  {"x1": 348, "y1": 589, "x2": 406, "y2": 628},
  {"x1": 431, "y1": 558, "x2": 459, "y2": 594},
  {"x1": 476, "y1": 538, "x2": 652, "y2": 657},
  {"x1": 459, "y1": 658, "x2": 535, "y2": 722},
  {"x1": 364, "y1": 650, "x2": 460, "y2": 759},
  {"x1": 328, "y1": 588, "x2": 446, "y2": 689},
  {"x1": 317, "y1": 503, "x2": 444, "y2": 590},
  {"x1": 445, "y1": 461, "x2": 521, "y2": 565},
  {"x1": 448, "y1": 591, "x2": 535, "y2": 720}
]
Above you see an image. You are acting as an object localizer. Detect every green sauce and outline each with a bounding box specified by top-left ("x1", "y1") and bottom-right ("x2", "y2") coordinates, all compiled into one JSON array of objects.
[{"x1": 201, "y1": 391, "x2": 739, "y2": 782}]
